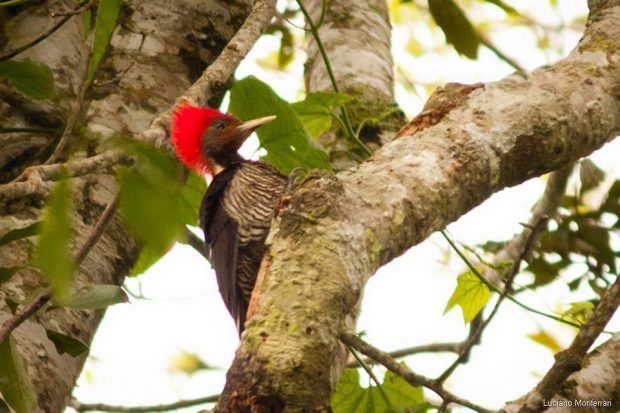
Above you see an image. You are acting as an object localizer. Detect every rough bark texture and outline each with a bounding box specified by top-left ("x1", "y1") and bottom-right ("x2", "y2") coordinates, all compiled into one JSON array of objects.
[
  {"x1": 303, "y1": 0, "x2": 402, "y2": 169},
  {"x1": 304, "y1": 0, "x2": 394, "y2": 104},
  {"x1": 218, "y1": 1, "x2": 620, "y2": 411},
  {"x1": 0, "y1": 1, "x2": 252, "y2": 411},
  {"x1": 503, "y1": 333, "x2": 620, "y2": 413}
]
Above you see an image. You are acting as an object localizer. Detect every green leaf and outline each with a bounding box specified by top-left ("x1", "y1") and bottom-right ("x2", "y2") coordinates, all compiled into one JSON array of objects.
[
  {"x1": 527, "y1": 329, "x2": 562, "y2": 353},
  {"x1": 178, "y1": 172, "x2": 207, "y2": 227},
  {"x1": 168, "y1": 351, "x2": 211, "y2": 375},
  {"x1": 291, "y1": 92, "x2": 352, "y2": 139},
  {"x1": 0, "y1": 0, "x2": 32, "y2": 7},
  {"x1": 277, "y1": 27, "x2": 294, "y2": 69},
  {"x1": 0, "y1": 59, "x2": 55, "y2": 100},
  {"x1": 5, "y1": 298, "x2": 19, "y2": 314},
  {"x1": 87, "y1": 0, "x2": 121, "y2": 84},
  {"x1": 0, "y1": 223, "x2": 40, "y2": 247},
  {"x1": 332, "y1": 368, "x2": 425, "y2": 413},
  {"x1": 482, "y1": 0, "x2": 520, "y2": 16},
  {"x1": 577, "y1": 222, "x2": 616, "y2": 272},
  {"x1": 82, "y1": 8, "x2": 92, "y2": 38},
  {"x1": 580, "y1": 159, "x2": 605, "y2": 193},
  {"x1": 525, "y1": 257, "x2": 566, "y2": 288},
  {"x1": 0, "y1": 336, "x2": 37, "y2": 413},
  {"x1": 45, "y1": 329, "x2": 89, "y2": 357},
  {"x1": 266, "y1": 23, "x2": 295, "y2": 70},
  {"x1": 382, "y1": 369, "x2": 425, "y2": 409},
  {"x1": 117, "y1": 141, "x2": 199, "y2": 275},
  {"x1": 562, "y1": 301, "x2": 595, "y2": 324},
  {"x1": 118, "y1": 142, "x2": 186, "y2": 275},
  {"x1": 229, "y1": 76, "x2": 331, "y2": 174},
  {"x1": 0, "y1": 267, "x2": 19, "y2": 285},
  {"x1": 129, "y1": 243, "x2": 167, "y2": 277},
  {"x1": 54, "y1": 284, "x2": 128, "y2": 309},
  {"x1": 428, "y1": 0, "x2": 480, "y2": 59},
  {"x1": 0, "y1": 398, "x2": 10, "y2": 413},
  {"x1": 33, "y1": 176, "x2": 74, "y2": 296},
  {"x1": 444, "y1": 270, "x2": 492, "y2": 322}
]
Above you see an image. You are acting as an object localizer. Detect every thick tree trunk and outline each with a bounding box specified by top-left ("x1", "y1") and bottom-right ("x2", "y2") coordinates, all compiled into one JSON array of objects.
[
  {"x1": 217, "y1": 0, "x2": 620, "y2": 411},
  {"x1": 303, "y1": 0, "x2": 402, "y2": 169},
  {"x1": 0, "y1": 1, "x2": 251, "y2": 411}
]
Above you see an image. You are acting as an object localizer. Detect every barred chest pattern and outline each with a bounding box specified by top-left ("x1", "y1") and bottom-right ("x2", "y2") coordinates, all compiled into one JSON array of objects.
[{"x1": 200, "y1": 160, "x2": 287, "y2": 333}]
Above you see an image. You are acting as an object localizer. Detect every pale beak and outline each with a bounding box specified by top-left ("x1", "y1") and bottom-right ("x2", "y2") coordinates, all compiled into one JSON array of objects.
[{"x1": 236, "y1": 115, "x2": 277, "y2": 133}]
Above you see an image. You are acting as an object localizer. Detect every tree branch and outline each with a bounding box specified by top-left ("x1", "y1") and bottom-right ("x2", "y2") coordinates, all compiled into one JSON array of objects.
[
  {"x1": 483, "y1": 164, "x2": 573, "y2": 287},
  {"x1": 516, "y1": 274, "x2": 620, "y2": 413},
  {"x1": 438, "y1": 217, "x2": 548, "y2": 382},
  {"x1": 340, "y1": 333, "x2": 493, "y2": 413},
  {"x1": 433, "y1": 164, "x2": 572, "y2": 378},
  {"x1": 346, "y1": 341, "x2": 463, "y2": 368},
  {"x1": 70, "y1": 394, "x2": 218, "y2": 412},
  {"x1": 0, "y1": 149, "x2": 132, "y2": 201},
  {"x1": 219, "y1": 1, "x2": 620, "y2": 409},
  {"x1": 0, "y1": 287, "x2": 51, "y2": 344}
]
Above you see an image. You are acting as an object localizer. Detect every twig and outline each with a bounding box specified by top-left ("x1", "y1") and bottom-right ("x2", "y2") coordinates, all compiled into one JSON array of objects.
[
  {"x1": 0, "y1": 2, "x2": 93, "y2": 62},
  {"x1": 0, "y1": 149, "x2": 132, "y2": 201},
  {"x1": 346, "y1": 317, "x2": 487, "y2": 368},
  {"x1": 517, "y1": 274, "x2": 620, "y2": 413},
  {"x1": 483, "y1": 165, "x2": 573, "y2": 287},
  {"x1": 341, "y1": 333, "x2": 493, "y2": 413},
  {"x1": 184, "y1": 227, "x2": 209, "y2": 261},
  {"x1": 69, "y1": 394, "x2": 218, "y2": 412},
  {"x1": 344, "y1": 342, "x2": 393, "y2": 407},
  {"x1": 441, "y1": 230, "x2": 585, "y2": 330},
  {"x1": 0, "y1": 287, "x2": 52, "y2": 343},
  {"x1": 74, "y1": 194, "x2": 119, "y2": 265},
  {"x1": 0, "y1": 126, "x2": 58, "y2": 134},
  {"x1": 50, "y1": 2, "x2": 94, "y2": 17},
  {"x1": 346, "y1": 341, "x2": 463, "y2": 368},
  {"x1": 479, "y1": 33, "x2": 526, "y2": 74},
  {"x1": 0, "y1": 195, "x2": 119, "y2": 342},
  {"x1": 94, "y1": 61, "x2": 136, "y2": 87},
  {"x1": 437, "y1": 217, "x2": 548, "y2": 383}
]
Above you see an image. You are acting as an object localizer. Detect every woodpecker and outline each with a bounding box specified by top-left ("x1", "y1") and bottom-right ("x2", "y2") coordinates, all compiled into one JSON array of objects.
[{"x1": 171, "y1": 102, "x2": 287, "y2": 334}]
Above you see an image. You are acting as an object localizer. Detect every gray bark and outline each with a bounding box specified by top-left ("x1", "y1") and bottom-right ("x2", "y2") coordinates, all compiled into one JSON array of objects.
[
  {"x1": 304, "y1": 0, "x2": 402, "y2": 170},
  {"x1": 503, "y1": 333, "x2": 619, "y2": 413},
  {"x1": 0, "y1": 1, "x2": 251, "y2": 411}
]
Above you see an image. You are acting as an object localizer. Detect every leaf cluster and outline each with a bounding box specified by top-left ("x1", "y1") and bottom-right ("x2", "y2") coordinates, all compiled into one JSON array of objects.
[{"x1": 332, "y1": 368, "x2": 427, "y2": 413}]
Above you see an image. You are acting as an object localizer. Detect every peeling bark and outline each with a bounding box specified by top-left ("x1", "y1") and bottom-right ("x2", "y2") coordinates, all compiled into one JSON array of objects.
[{"x1": 219, "y1": 2, "x2": 620, "y2": 411}]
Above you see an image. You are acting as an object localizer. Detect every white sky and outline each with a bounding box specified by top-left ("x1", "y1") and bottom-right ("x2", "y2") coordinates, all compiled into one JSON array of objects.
[{"x1": 69, "y1": 1, "x2": 619, "y2": 412}]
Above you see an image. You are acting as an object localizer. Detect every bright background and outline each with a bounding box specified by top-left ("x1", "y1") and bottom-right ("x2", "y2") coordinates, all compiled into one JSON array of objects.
[{"x1": 69, "y1": 1, "x2": 619, "y2": 411}]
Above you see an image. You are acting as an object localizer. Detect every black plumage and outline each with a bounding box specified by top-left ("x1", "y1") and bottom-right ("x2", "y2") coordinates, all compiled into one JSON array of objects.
[{"x1": 200, "y1": 160, "x2": 287, "y2": 334}]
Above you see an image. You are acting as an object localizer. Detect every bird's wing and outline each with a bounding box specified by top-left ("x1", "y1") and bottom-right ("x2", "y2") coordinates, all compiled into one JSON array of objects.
[{"x1": 199, "y1": 167, "x2": 246, "y2": 333}]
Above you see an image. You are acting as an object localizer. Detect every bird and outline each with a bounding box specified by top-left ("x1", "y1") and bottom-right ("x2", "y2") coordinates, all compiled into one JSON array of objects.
[{"x1": 170, "y1": 101, "x2": 288, "y2": 335}]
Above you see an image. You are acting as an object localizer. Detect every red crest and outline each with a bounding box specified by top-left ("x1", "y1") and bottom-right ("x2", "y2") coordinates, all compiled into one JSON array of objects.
[{"x1": 171, "y1": 101, "x2": 227, "y2": 174}]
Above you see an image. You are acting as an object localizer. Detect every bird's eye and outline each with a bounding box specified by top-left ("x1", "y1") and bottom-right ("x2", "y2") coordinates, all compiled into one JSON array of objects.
[{"x1": 213, "y1": 120, "x2": 227, "y2": 130}]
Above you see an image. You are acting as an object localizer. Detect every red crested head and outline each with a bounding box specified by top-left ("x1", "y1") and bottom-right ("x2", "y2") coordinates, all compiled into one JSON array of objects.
[
  {"x1": 171, "y1": 101, "x2": 277, "y2": 175},
  {"x1": 171, "y1": 102, "x2": 233, "y2": 175}
]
